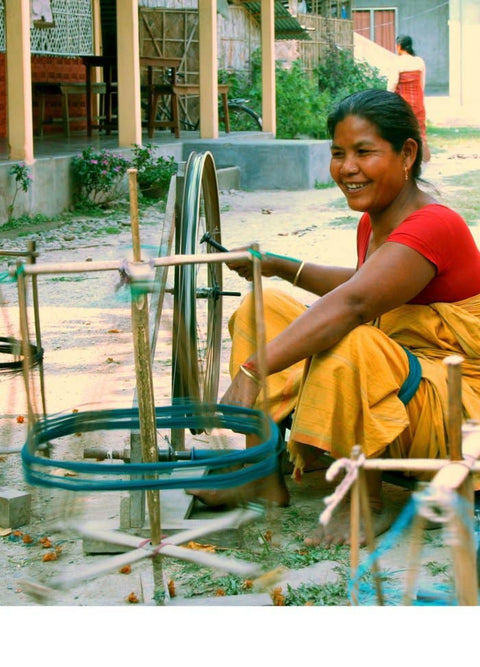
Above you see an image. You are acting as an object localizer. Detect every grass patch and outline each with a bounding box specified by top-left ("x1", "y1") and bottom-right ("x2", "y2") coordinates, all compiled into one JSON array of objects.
[
  {"x1": 315, "y1": 179, "x2": 336, "y2": 190},
  {"x1": 329, "y1": 215, "x2": 358, "y2": 228},
  {"x1": 0, "y1": 213, "x2": 58, "y2": 234},
  {"x1": 424, "y1": 560, "x2": 449, "y2": 577},
  {"x1": 48, "y1": 276, "x2": 87, "y2": 283},
  {"x1": 436, "y1": 169, "x2": 480, "y2": 226},
  {"x1": 100, "y1": 226, "x2": 122, "y2": 235},
  {"x1": 428, "y1": 126, "x2": 480, "y2": 157},
  {"x1": 156, "y1": 507, "x2": 352, "y2": 605},
  {"x1": 428, "y1": 126, "x2": 480, "y2": 141}
]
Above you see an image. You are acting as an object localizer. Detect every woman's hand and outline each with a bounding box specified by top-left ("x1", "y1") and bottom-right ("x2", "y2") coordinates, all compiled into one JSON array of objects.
[
  {"x1": 220, "y1": 370, "x2": 261, "y2": 409},
  {"x1": 225, "y1": 246, "x2": 279, "y2": 282}
]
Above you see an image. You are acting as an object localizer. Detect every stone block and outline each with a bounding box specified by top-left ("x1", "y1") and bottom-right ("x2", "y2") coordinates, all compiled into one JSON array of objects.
[{"x1": 0, "y1": 487, "x2": 31, "y2": 528}]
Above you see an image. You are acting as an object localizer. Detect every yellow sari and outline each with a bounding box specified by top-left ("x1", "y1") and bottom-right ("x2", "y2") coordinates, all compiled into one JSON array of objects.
[{"x1": 228, "y1": 288, "x2": 480, "y2": 479}]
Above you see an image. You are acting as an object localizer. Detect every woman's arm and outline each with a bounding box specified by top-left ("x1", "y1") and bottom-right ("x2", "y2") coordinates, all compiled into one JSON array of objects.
[
  {"x1": 260, "y1": 242, "x2": 436, "y2": 373},
  {"x1": 386, "y1": 61, "x2": 400, "y2": 92},
  {"x1": 226, "y1": 251, "x2": 355, "y2": 296},
  {"x1": 222, "y1": 242, "x2": 436, "y2": 408}
]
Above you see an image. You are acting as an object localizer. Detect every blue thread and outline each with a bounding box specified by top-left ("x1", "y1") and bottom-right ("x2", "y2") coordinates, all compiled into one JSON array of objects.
[
  {"x1": 22, "y1": 403, "x2": 284, "y2": 493},
  {"x1": 265, "y1": 252, "x2": 300, "y2": 263},
  {"x1": 0, "y1": 271, "x2": 14, "y2": 283},
  {"x1": 348, "y1": 489, "x2": 477, "y2": 605},
  {"x1": 248, "y1": 248, "x2": 262, "y2": 260},
  {"x1": 398, "y1": 347, "x2": 422, "y2": 405}
]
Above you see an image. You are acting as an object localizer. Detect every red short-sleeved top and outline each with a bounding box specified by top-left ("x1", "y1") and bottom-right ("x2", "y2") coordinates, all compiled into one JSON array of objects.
[{"x1": 356, "y1": 204, "x2": 480, "y2": 304}]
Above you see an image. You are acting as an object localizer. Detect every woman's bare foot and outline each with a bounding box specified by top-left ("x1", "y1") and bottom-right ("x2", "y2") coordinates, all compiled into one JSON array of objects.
[
  {"x1": 187, "y1": 471, "x2": 290, "y2": 509},
  {"x1": 304, "y1": 501, "x2": 399, "y2": 547},
  {"x1": 304, "y1": 471, "x2": 402, "y2": 547}
]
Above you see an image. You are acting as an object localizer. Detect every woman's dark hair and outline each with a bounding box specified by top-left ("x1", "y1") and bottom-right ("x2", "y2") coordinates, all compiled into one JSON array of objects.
[
  {"x1": 396, "y1": 34, "x2": 415, "y2": 55},
  {"x1": 327, "y1": 89, "x2": 423, "y2": 180}
]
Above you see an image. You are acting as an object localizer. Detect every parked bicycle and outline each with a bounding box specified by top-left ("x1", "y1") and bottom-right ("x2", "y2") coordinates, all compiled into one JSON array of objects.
[
  {"x1": 149, "y1": 81, "x2": 262, "y2": 133},
  {"x1": 180, "y1": 97, "x2": 263, "y2": 133}
]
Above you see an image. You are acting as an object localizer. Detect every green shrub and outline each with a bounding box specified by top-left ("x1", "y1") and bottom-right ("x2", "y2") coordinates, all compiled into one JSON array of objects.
[
  {"x1": 275, "y1": 61, "x2": 332, "y2": 139},
  {"x1": 220, "y1": 45, "x2": 387, "y2": 140},
  {"x1": 7, "y1": 163, "x2": 33, "y2": 221},
  {"x1": 71, "y1": 147, "x2": 130, "y2": 205},
  {"x1": 315, "y1": 45, "x2": 387, "y2": 107},
  {"x1": 131, "y1": 144, "x2": 177, "y2": 199}
]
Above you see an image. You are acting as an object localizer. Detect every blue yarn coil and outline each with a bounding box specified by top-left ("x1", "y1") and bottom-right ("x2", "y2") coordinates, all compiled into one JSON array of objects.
[{"x1": 22, "y1": 403, "x2": 284, "y2": 492}]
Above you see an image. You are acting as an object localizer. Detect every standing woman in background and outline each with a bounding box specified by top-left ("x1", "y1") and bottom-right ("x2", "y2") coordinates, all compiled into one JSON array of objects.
[{"x1": 388, "y1": 35, "x2": 431, "y2": 162}]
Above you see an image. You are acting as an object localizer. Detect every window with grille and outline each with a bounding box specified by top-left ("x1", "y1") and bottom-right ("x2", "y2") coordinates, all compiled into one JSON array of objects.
[{"x1": 0, "y1": 0, "x2": 94, "y2": 55}]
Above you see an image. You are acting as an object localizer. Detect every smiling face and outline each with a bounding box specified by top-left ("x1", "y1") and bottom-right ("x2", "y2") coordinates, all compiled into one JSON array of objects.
[{"x1": 329, "y1": 115, "x2": 409, "y2": 216}]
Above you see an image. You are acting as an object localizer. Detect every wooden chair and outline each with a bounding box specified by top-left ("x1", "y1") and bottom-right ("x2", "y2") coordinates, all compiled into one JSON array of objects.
[
  {"x1": 33, "y1": 82, "x2": 106, "y2": 137},
  {"x1": 172, "y1": 84, "x2": 231, "y2": 133},
  {"x1": 140, "y1": 57, "x2": 182, "y2": 139}
]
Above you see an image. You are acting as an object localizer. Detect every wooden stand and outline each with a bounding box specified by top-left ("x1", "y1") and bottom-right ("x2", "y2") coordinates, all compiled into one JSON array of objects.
[{"x1": 347, "y1": 355, "x2": 479, "y2": 606}]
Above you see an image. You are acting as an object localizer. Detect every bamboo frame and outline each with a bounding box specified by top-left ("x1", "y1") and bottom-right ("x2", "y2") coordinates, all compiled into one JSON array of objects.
[
  {"x1": 13, "y1": 179, "x2": 272, "y2": 602},
  {"x1": 19, "y1": 507, "x2": 263, "y2": 601},
  {"x1": 128, "y1": 168, "x2": 162, "y2": 547},
  {"x1": 346, "y1": 356, "x2": 480, "y2": 606}
]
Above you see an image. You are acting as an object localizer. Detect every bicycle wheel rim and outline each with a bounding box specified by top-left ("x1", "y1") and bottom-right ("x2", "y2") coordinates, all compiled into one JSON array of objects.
[
  {"x1": 227, "y1": 104, "x2": 262, "y2": 131},
  {"x1": 172, "y1": 152, "x2": 223, "y2": 406}
]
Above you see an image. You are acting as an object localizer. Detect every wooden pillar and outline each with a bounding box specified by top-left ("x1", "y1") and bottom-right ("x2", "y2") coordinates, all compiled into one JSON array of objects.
[
  {"x1": 198, "y1": 0, "x2": 218, "y2": 138},
  {"x1": 261, "y1": 0, "x2": 276, "y2": 136},
  {"x1": 448, "y1": 0, "x2": 463, "y2": 104},
  {"x1": 5, "y1": 0, "x2": 34, "y2": 163},
  {"x1": 91, "y1": 0, "x2": 103, "y2": 122},
  {"x1": 116, "y1": 0, "x2": 142, "y2": 146}
]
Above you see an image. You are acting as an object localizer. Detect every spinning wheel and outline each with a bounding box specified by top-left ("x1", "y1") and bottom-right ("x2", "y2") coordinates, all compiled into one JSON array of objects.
[{"x1": 172, "y1": 151, "x2": 224, "y2": 406}]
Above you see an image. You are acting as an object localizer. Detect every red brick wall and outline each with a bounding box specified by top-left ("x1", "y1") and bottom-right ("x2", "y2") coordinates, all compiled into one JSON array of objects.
[{"x1": 0, "y1": 55, "x2": 87, "y2": 138}]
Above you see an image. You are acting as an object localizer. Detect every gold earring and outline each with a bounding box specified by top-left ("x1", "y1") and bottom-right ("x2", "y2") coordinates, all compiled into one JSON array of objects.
[{"x1": 404, "y1": 166, "x2": 409, "y2": 181}]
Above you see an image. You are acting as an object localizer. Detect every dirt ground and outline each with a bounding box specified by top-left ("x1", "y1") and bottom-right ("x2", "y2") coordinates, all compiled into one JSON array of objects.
[{"x1": 0, "y1": 134, "x2": 479, "y2": 615}]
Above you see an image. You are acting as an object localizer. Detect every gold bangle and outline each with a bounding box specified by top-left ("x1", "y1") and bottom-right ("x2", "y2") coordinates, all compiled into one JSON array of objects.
[
  {"x1": 239, "y1": 364, "x2": 261, "y2": 385},
  {"x1": 292, "y1": 261, "x2": 305, "y2": 287}
]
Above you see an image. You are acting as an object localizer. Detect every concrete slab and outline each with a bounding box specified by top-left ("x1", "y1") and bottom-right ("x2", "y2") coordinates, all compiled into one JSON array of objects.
[
  {"x1": 0, "y1": 487, "x2": 31, "y2": 529},
  {"x1": 182, "y1": 137, "x2": 333, "y2": 191}
]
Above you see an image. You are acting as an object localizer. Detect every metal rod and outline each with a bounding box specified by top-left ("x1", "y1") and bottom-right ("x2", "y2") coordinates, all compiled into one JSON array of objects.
[{"x1": 28, "y1": 240, "x2": 47, "y2": 419}]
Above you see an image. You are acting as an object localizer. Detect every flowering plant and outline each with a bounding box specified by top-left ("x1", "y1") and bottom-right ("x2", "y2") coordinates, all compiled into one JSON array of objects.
[
  {"x1": 8, "y1": 163, "x2": 33, "y2": 220},
  {"x1": 131, "y1": 144, "x2": 177, "y2": 199},
  {"x1": 71, "y1": 147, "x2": 130, "y2": 205}
]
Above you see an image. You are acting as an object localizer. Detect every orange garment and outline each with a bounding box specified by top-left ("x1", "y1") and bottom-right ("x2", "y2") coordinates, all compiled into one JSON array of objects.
[
  {"x1": 228, "y1": 287, "x2": 480, "y2": 482},
  {"x1": 395, "y1": 70, "x2": 427, "y2": 144}
]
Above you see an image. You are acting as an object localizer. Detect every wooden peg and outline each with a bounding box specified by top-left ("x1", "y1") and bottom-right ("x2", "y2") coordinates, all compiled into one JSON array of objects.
[{"x1": 444, "y1": 355, "x2": 464, "y2": 461}]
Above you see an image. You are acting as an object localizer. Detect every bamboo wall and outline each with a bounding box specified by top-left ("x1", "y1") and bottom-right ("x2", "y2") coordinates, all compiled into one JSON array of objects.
[
  {"x1": 139, "y1": 6, "x2": 260, "y2": 82},
  {"x1": 140, "y1": 6, "x2": 353, "y2": 82},
  {"x1": 297, "y1": 14, "x2": 353, "y2": 78}
]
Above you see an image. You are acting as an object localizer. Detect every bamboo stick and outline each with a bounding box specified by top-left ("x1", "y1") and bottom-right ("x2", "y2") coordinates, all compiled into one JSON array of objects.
[
  {"x1": 128, "y1": 169, "x2": 141, "y2": 261},
  {"x1": 16, "y1": 263, "x2": 36, "y2": 429},
  {"x1": 128, "y1": 169, "x2": 161, "y2": 546},
  {"x1": 402, "y1": 514, "x2": 426, "y2": 605},
  {"x1": 250, "y1": 242, "x2": 270, "y2": 424},
  {"x1": 358, "y1": 466, "x2": 385, "y2": 605},
  {"x1": 22, "y1": 508, "x2": 262, "y2": 595},
  {"x1": 349, "y1": 446, "x2": 361, "y2": 605},
  {"x1": 451, "y1": 475, "x2": 478, "y2": 605},
  {"x1": 14, "y1": 250, "x2": 253, "y2": 277},
  {"x1": 445, "y1": 355, "x2": 464, "y2": 461},
  {"x1": 438, "y1": 356, "x2": 477, "y2": 604}
]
